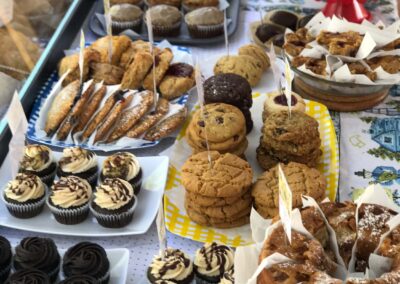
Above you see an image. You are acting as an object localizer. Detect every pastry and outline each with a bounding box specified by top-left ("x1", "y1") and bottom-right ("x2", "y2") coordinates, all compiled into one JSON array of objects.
[
  {"x1": 283, "y1": 27, "x2": 314, "y2": 57},
  {"x1": 119, "y1": 40, "x2": 161, "y2": 70},
  {"x1": 90, "y1": 178, "x2": 137, "y2": 228},
  {"x1": 44, "y1": 80, "x2": 80, "y2": 135},
  {"x1": 100, "y1": 152, "x2": 142, "y2": 195},
  {"x1": 2, "y1": 173, "x2": 46, "y2": 219},
  {"x1": 145, "y1": 5, "x2": 182, "y2": 36},
  {"x1": 182, "y1": 0, "x2": 219, "y2": 11},
  {"x1": 56, "y1": 81, "x2": 96, "y2": 141},
  {"x1": 110, "y1": 4, "x2": 143, "y2": 33},
  {"x1": 8, "y1": 269, "x2": 51, "y2": 284},
  {"x1": 59, "y1": 275, "x2": 98, "y2": 284},
  {"x1": 316, "y1": 31, "x2": 363, "y2": 57},
  {"x1": 292, "y1": 56, "x2": 327, "y2": 76},
  {"x1": 143, "y1": 48, "x2": 174, "y2": 91},
  {"x1": 47, "y1": 176, "x2": 92, "y2": 225},
  {"x1": 194, "y1": 242, "x2": 234, "y2": 283},
  {"x1": 383, "y1": 38, "x2": 400, "y2": 51},
  {"x1": 121, "y1": 51, "x2": 153, "y2": 89},
  {"x1": 252, "y1": 162, "x2": 326, "y2": 219},
  {"x1": 262, "y1": 91, "x2": 306, "y2": 121},
  {"x1": 377, "y1": 224, "x2": 400, "y2": 267},
  {"x1": 147, "y1": 248, "x2": 194, "y2": 284},
  {"x1": 214, "y1": 55, "x2": 264, "y2": 87},
  {"x1": 143, "y1": 106, "x2": 187, "y2": 141},
  {"x1": 91, "y1": 35, "x2": 131, "y2": 65},
  {"x1": 159, "y1": 63, "x2": 195, "y2": 100},
  {"x1": 147, "y1": 0, "x2": 181, "y2": 8},
  {"x1": 0, "y1": 236, "x2": 11, "y2": 282},
  {"x1": 18, "y1": 144, "x2": 56, "y2": 187},
  {"x1": 185, "y1": 7, "x2": 224, "y2": 38},
  {"x1": 238, "y1": 44, "x2": 271, "y2": 71},
  {"x1": 89, "y1": 62, "x2": 125, "y2": 85},
  {"x1": 367, "y1": 56, "x2": 400, "y2": 74},
  {"x1": 14, "y1": 237, "x2": 61, "y2": 282},
  {"x1": 63, "y1": 242, "x2": 110, "y2": 284},
  {"x1": 348, "y1": 62, "x2": 377, "y2": 81}
]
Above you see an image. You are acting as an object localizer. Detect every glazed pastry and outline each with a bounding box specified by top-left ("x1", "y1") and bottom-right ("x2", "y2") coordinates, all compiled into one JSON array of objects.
[
  {"x1": 107, "y1": 90, "x2": 155, "y2": 142},
  {"x1": 159, "y1": 63, "x2": 195, "y2": 100},
  {"x1": 262, "y1": 91, "x2": 306, "y2": 121},
  {"x1": 121, "y1": 51, "x2": 153, "y2": 89},
  {"x1": 57, "y1": 81, "x2": 96, "y2": 141},
  {"x1": 8, "y1": 269, "x2": 51, "y2": 284},
  {"x1": 126, "y1": 98, "x2": 169, "y2": 138},
  {"x1": 91, "y1": 35, "x2": 131, "y2": 65},
  {"x1": 0, "y1": 236, "x2": 11, "y2": 282},
  {"x1": 45, "y1": 80, "x2": 80, "y2": 135},
  {"x1": 90, "y1": 62, "x2": 125, "y2": 85},
  {"x1": 143, "y1": 48, "x2": 174, "y2": 91}
]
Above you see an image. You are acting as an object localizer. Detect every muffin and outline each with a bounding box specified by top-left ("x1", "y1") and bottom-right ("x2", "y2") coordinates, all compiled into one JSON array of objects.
[
  {"x1": 14, "y1": 237, "x2": 61, "y2": 282},
  {"x1": 262, "y1": 91, "x2": 306, "y2": 121},
  {"x1": 0, "y1": 236, "x2": 11, "y2": 282},
  {"x1": 145, "y1": 5, "x2": 182, "y2": 36},
  {"x1": 147, "y1": 248, "x2": 194, "y2": 283},
  {"x1": 18, "y1": 144, "x2": 56, "y2": 187},
  {"x1": 182, "y1": 0, "x2": 219, "y2": 12},
  {"x1": 63, "y1": 242, "x2": 110, "y2": 284},
  {"x1": 100, "y1": 152, "x2": 142, "y2": 195},
  {"x1": 110, "y1": 4, "x2": 143, "y2": 33},
  {"x1": 185, "y1": 7, "x2": 223, "y2": 38},
  {"x1": 2, "y1": 173, "x2": 46, "y2": 218},
  {"x1": 146, "y1": 0, "x2": 181, "y2": 8},
  {"x1": 7, "y1": 269, "x2": 51, "y2": 284},
  {"x1": 111, "y1": 0, "x2": 143, "y2": 6},
  {"x1": 47, "y1": 176, "x2": 92, "y2": 225},
  {"x1": 57, "y1": 147, "x2": 99, "y2": 188},
  {"x1": 194, "y1": 242, "x2": 234, "y2": 284},
  {"x1": 59, "y1": 275, "x2": 98, "y2": 284},
  {"x1": 90, "y1": 178, "x2": 137, "y2": 228}
]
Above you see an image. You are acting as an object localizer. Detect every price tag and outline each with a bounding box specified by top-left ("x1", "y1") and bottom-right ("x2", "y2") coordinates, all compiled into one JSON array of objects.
[
  {"x1": 0, "y1": 0, "x2": 13, "y2": 27},
  {"x1": 79, "y1": 30, "x2": 85, "y2": 85},
  {"x1": 278, "y1": 164, "x2": 292, "y2": 243},
  {"x1": 156, "y1": 201, "x2": 167, "y2": 257},
  {"x1": 284, "y1": 57, "x2": 293, "y2": 116},
  {"x1": 223, "y1": 9, "x2": 229, "y2": 56},
  {"x1": 266, "y1": 44, "x2": 283, "y2": 95},
  {"x1": 146, "y1": 12, "x2": 158, "y2": 106},
  {"x1": 103, "y1": 0, "x2": 113, "y2": 63}
]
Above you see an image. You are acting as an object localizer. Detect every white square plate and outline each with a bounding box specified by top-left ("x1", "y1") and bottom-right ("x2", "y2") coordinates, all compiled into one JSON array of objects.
[{"x1": 0, "y1": 155, "x2": 169, "y2": 237}]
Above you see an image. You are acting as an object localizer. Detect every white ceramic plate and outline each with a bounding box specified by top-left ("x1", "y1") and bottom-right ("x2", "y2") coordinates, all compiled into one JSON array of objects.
[{"x1": 0, "y1": 155, "x2": 169, "y2": 237}]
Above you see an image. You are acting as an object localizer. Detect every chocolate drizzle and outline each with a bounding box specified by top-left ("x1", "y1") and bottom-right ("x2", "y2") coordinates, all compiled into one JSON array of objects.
[
  {"x1": 156, "y1": 249, "x2": 191, "y2": 277},
  {"x1": 200, "y1": 242, "x2": 232, "y2": 275},
  {"x1": 52, "y1": 176, "x2": 89, "y2": 200},
  {"x1": 101, "y1": 178, "x2": 132, "y2": 203},
  {"x1": 9, "y1": 174, "x2": 39, "y2": 196}
]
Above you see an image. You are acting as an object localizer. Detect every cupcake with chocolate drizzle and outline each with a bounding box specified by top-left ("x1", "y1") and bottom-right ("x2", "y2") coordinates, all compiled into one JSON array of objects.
[
  {"x1": 262, "y1": 91, "x2": 306, "y2": 121},
  {"x1": 219, "y1": 268, "x2": 234, "y2": 284},
  {"x1": 147, "y1": 248, "x2": 194, "y2": 284},
  {"x1": 194, "y1": 242, "x2": 234, "y2": 284},
  {"x1": 90, "y1": 178, "x2": 137, "y2": 228},
  {"x1": 100, "y1": 152, "x2": 142, "y2": 195},
  {"x1": 2, "y1": 173, "x2": 46, "y2": 218},
  {"x1": 19, "y1": 144, "x2": 57, "y2": 187},
  {"x1": 57, "y1": 147, "x2": 98, "y2": 188},
  {"x1": 47, "y1": 176, "x2": 92, "y2": 225}
]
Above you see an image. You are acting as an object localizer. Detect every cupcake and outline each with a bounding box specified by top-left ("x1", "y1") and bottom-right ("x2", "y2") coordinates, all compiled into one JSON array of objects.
[
  {"x1": 47, "y1": 176, "x2": 92, "y2": 225},
  {"x1": 18, "y1": 144, "x2": 56, "y2": 187},
  {"x1": 63, "y1": 242, "x2": 110, "y2": 284},
  {"x1": 0, "y1": 236, "x2": 11, "y2": 282},
  {"x1": 14, "y1": 237, "x2": 61, "y2": 282},
  {"x1": 219, "y1": 268, "x2": 234, "y2": 284},
  {"x1": 147, "y1": 248, "x2": 194, "y2": 283},
  {"x1": 59, "y1": 275, "x2": 98, "y2": 284},
  {"x1": 185, "y1": 7, "x2": 223, "y2": 38},
  {"x1": 182, "y1": 0, "x2": 219, "y2": 12},
  {"x1": 111, "y1": 0, "x2": 144, "y2": 6},
  {"x1": 146, "y1": 0, "x2": 181, "y2": 8},
  {"x1": 90, "y1": 178, "x2": 137, "y2": 228},
  {"x1": 57, "y1": 147, "x2": 98, "y2": 188},
  {"x1": 100, "y1": 152, "x2": 142, "y2": 195},
  {"x1": 2, "y1": 173, "x2": 46, "y2": 218},
  {"x1": 145, "y1": 5, "x2": 182, "y2": 36},
  {"x1": 194, "y1": 242, "x2": 234, "y2": 284},
  {"x1": 8, "y1": 268, "x2": 51, "y2": 284},
  {"x1": 110, "y1": 4, "x2": 143, "y2": 33}
]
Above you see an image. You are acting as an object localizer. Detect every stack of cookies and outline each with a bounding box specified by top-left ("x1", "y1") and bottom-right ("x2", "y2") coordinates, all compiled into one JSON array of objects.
[
  {"x1": 257, "y1": 110, "x2": 322, "y2": 170},
  {"x1": 186, "y1": 103, "x2": 248, "y2": 156},
  {"x1": 181, "y1": 151, "x2": 253, "y2": 228}
]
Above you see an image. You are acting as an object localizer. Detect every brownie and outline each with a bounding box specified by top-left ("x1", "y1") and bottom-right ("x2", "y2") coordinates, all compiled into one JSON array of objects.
[{"x1": 255, "y1": 23, "x2": 285, "y2": 43}]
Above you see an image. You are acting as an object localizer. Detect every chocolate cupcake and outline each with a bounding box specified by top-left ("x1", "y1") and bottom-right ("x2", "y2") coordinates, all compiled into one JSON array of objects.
[
  {"x1": 63, "y1": 242, "x2": 110, "y2": 284},
  {"x1": 219, "y1": 268, "x2": 234, "y2": 284},
  {"x1": 100, "y1": 152, "x2": 142, "y2": 195},
  {"x1": 47, "y1": 176, "x2": 92, "y2": 225},
  {"x1": 57, "y1": 147, "x2": 98, "y2": 188},
  {"x1": 19, "y1": 144, "x2": 56, "y2": 187},
  {"x1": 145, "y1": 5, "x2": 182, "y2": 36},
  {"x1": 2, "y1": 173, "x2": 46, "y2": 218},
  {"x1": 0, "y1": 236, "x2": 11, "y2": 282},
  {"x1": 14, "y1": 237, "x2": 61, "y2": 282},
  {"x1": 90, "y1": 178, "x2": 137, "y2": 228},
  {"x1": 147, "y1": 248, "x2": 194, "y2": 283},
  {"x1": 185, "y1": 7, "x2": 223, "y2": 38},
  {"x1": 110, "y1": 4, "x2": 143, "y2": 33},
  {"x1": 7, "y1": 268, "x2": 51, "y2": 284},
  {"x1": 59, "y1": 275, "x2": 98, "y2": 284},
  {"x1": 194, "y1": 242, "x2": 234, "y2": 284}
]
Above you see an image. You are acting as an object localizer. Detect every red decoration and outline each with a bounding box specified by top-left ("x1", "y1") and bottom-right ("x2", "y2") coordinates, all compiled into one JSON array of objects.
[{"x1": 322, "y1": 0, "x2": 371, "y2": 23}]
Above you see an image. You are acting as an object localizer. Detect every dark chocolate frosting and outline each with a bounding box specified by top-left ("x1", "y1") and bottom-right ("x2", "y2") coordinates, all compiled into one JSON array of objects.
[
  {"x1": 0, "y1": 236, "x2": 11, "y2": 268},
  {"x1": 269, "y1": 10, "x2": 298, "y2": 30},
  {"x1": 7, "y1": 268, "x2": 51, "y2": 284},
  {"x1": 59, "y1": 275, "x2": 98, "y2": 284},
  {"x1": 63, "y1": 242, "x2": 110, "y2": 279},
  {"x1": 255, "y1": 23, "x2": 285, "y2": 43}
]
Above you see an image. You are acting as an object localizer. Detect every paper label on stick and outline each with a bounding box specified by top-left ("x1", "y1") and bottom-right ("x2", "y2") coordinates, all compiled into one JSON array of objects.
[
  {"x1": 79, "y1": 30, "x2": 85, "y2": 85},
  {"x1": 278, "y1": 164, "x2": 292, "y2": 243},
  {"x1": 223, "y1": 10, "x2": 229, "y2": 56},
  {"x1": 266, "y1": 44, "x2": 283, "y2": 94},
  {"x1": 145, "y1": 12, "x2": 158, "y2": 106},
  {"x1": 0, "y1": 0, "x2": 13, "y2": 27},
  {"x1": 156, "y1": 201, "x2": 167, "y2": 255},
  {"x1": 103, "y1": 0, "x2": 113, "y2": 63},
  {"x1": 284, "y1": 57, "x2": 292, "y2": 116}
]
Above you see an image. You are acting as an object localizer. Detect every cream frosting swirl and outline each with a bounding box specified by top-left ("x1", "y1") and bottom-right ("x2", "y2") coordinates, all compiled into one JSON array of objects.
[
  {"x1": 219, "y1": 268, "x2": 234, "y2": 284},
  {"x1": 94, "y1": 178, "x2": 134, "y2": 210},
  {"x1": 194, "y1": 242, "x2": 234, "y2": 277},
  {"x1": 20, "y1": 144, "x2": 54, "y2": 172},
  {"x1": 102, "y1": 152, "x2": 140, "y2": 181},
  {"x1": 150, "y1": 248, "x2": 193, "y2": 282},
  {"x1": 59, "y1": 147, "x2": 97, "y2": 174},
  {"x1": 50, "y1": 176, "x2": 92, "y2": 208},
  {"x1": 4, "y1": 173, "x2": 45, "y2": 202}
]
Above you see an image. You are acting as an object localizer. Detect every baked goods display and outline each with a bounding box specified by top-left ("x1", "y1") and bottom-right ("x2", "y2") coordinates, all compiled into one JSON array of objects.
[{"x1": 262, "y1": 91, "x2": 306, "y2": 121}]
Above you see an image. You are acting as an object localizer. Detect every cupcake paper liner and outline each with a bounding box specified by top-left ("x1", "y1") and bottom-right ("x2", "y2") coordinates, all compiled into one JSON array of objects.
[
  {"x1": 194, "y1": 274, "x2": 219, "y2": 284},
  {"x1": 2, "y1": 194, "x2": 46, "y2": 219},
  {"x1": 187, "y1": 23, "x2": 224, "y2": 38},
  {"x1": 46, "y1": 198, "x2": 90, "y2": 225},
  {"x1": 90, "y1": 199, "x2": 137, "y2": 228},
  {"x1": 144, "y1": 17, "x2": 182, "y2": 36},
  {"x1": 112, "y1": 18, "x2": 142, "y2": 34}
]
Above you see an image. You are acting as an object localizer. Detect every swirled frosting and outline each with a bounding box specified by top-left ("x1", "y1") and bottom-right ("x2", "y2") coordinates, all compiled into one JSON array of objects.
[
  {"x1": 154, "y1": 280, "x2": 176, "y2": 284},
  {"x1": 8, "y1": 268, "x2": 51, "y2": 284},
  {"x1": 20, "y1": 145, "x2": 54, "y2": 172},
  {"x1": 149, "y1": 248, "x2": 193, "y2": 282},
  {"x1": 14, "y1": 237, "x2": 60, "y2": 274},
  {"x1": 59, "y1": 147, "x2": 97, "y2": 174},
  {"x1": 194, "y1": 242, "x2": 234, "y2": 277},
  {"x1": 0, "y1": 235, "x2": 11, "y2": 268},
  {"x1": 102, "y1": 152, "x2": 140, "y2": 181},
  {"x1": 59, "y1": 275, "x2": 98, "y2": 284},
  {"x1": 4, "y1": 173, "x2": 45, "y2": 202},
  {"x1": 220, "y1": 268, "x2": 234, "y2": 284},
  {"x1": 62, "y1": 242, "x2": 110, "y2": 279},
  {"x1": 94, "y1": 178, "x2": 134, "y2": 210},
  {"x1": 50, "y1": 176, "x2": 92, "y2": 208}
]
